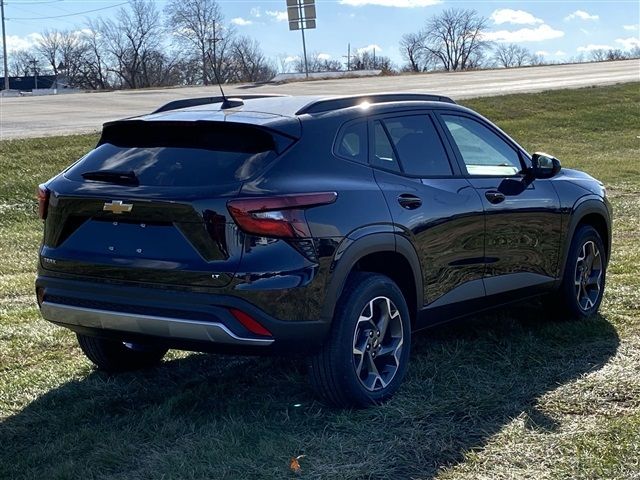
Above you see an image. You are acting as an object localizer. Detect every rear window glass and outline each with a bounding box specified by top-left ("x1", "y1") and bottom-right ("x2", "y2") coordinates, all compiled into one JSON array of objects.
[{"x1": 65, "y1": 121, "x2": 289, "y2": 186}]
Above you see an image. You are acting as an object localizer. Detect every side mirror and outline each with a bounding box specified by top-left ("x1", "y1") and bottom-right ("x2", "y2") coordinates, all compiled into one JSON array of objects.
[{"x1": 531, "y1": 152, "x2": 561, "y2": 179}]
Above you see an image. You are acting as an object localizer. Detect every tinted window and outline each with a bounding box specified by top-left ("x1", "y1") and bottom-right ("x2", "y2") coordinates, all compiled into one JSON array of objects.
[
  {"x1": 442, "y1": 115, "x2": 522, "y2": 176},
  {"x1": 66, "y1": 122, "x2": 285, "y2": 186},
  {"x1": 382, "y1": 115, "x2": 452, "y2": 176},
  {"x1": 372, "y1": 121, "x2": 400, "y2": 172},
  {"x1": 336, "y1": 121, "x2": 367, "y2": 163}
]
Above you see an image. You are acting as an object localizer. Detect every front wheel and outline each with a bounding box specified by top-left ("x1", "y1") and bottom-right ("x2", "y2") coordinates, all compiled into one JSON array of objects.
[
  {"x1": 77, "y1": 334, "x2": 168, "y2": 373},
  {"x1": 550, "y1": 225, "x2": 607, "y2": 319},
  {"x1": 309, "y1": 272, "x2": 411, "y2": 408}
]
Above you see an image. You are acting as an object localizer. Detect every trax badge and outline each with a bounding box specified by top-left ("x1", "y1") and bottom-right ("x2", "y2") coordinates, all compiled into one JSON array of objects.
[{"x1": 103, "y1": 200, "x2": 133, "y2": 214}]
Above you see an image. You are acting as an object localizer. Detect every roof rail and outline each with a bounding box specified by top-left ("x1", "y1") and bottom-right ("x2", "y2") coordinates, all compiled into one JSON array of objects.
[
  {"x1": 152, "y1": 94, "x2": 289, "y2": 114},
  {"x1": 295, "y1": 93, "x2": 456, "y2": 115}
]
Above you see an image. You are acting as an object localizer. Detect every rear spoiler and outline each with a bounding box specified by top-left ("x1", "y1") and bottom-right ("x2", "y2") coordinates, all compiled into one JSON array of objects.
[{"x1": 98, "y1": 120, "x2": 297, "y2": 154}]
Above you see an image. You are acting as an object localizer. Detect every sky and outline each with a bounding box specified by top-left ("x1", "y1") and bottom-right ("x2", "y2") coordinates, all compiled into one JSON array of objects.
[{"x1": 3, "y1": 0, "x2": 640, "y2": 67}]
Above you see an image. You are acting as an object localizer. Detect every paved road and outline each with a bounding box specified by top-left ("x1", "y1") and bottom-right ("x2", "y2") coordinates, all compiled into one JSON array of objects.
[{"x1": 1, "y1": 59, "x2": 638, "y2": 140}]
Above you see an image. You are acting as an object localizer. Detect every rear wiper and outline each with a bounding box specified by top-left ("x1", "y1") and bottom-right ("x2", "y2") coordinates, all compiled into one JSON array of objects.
[{"x1": 82, "y1": 170, "x2": 139, "y2": 186}]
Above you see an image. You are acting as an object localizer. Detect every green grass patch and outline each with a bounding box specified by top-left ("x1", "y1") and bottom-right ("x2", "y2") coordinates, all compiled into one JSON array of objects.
[{"x1": 0, "y1": 83, "x2": 639, "y2": 479}]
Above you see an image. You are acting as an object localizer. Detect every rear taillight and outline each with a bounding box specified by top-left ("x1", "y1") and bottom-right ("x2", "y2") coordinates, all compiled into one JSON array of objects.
[
  {"x1": 227, "y1": 192, "x2": 337, "y2": 238},
  {"x1": 37, "y1": 184, "x2": 50, "y2": 220}
]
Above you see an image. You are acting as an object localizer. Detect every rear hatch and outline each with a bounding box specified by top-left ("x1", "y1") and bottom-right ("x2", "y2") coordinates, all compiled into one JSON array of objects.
[{"x1": 40, "y1": 119, "x2": 296, "y2": 288}]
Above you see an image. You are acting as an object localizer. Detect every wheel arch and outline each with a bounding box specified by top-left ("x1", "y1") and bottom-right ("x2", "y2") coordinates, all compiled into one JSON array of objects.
[
  {"x1": 320, "y1": 233, "x2": 423, "y2": 326},
  {"x1": 559, "y1": 196, "x2": 612, "y2": 280}
]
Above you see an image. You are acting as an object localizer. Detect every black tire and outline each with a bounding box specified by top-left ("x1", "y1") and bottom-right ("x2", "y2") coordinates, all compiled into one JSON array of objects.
[
  {"x1": 548, "y1": 225, "x2": 607, "y2": 320},
  {"x1": 76, "y1": 334, "x2": 168, "y2": 373},
  {"x1": 309, "y1": 272, "x2": 412, "y2": 408}
]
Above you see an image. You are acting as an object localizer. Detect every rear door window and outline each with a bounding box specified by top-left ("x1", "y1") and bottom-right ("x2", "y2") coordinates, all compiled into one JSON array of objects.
[
  {"x1": 371, "y1": 114, "x2": 453, "y2": 177},
  {"x1": 65, "y1": 121, "x2": 291, "y2": 186},
  {"x1": 382, "y1": 115, "x2": 453, "y2": 177},
  {"x1": 371, "y1": 121, "x2": 401, "y2": 172}
]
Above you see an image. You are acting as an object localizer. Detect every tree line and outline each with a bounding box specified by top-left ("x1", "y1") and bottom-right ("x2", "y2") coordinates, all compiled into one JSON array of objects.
[
  {"x1": 399, "y1": 8, "x2": 639, "y2": 72},
  {"x1": 7, "y1": 0, "x2": 277, "y2": 89},
  {"x1": 4, "y1": 2, "x2": 639, "y2": 90}
]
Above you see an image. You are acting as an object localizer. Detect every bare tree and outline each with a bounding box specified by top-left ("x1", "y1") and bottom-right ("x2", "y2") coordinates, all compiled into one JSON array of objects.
[
  {"x1": 529, "y1": 53, "x2": 546, "y2": 66},
  {"x1": 36, "y1": 30, "x2": 62, "y2": 76},
  {"x1": 228, "y1": 36, "x2": 276, "y2": 82},
  {"x1": 349, "y1": 50, "x2": 394, "y2": 73},
  {"x1": 606, "y1": 49, "x2": 627, "y2": 61},
  {"x1": 97, "y1": 0, "x2": 165, "y2": 88},
  {"x1": 9, "y1": 49, "x2": 39, "y2": 77},
  {"x1": 422, "y1": 8, "x2": 489, "y2": 71},
  {"x1": 80, "y1": 22, "x2": 111, "y2": 89},
  {"x1": 494, "y1": 43, "x2": 531, "y2": 68},
  {"x1": 292, "y1": 52, "x2": 343, "y2": 74},
  {"x1": 590, "y1": 49, "x2": 607, "y2": 62},
  {"x1": 165, "y1": 0, "x2": 235, "y2": 85},
  {"x1": 400, "y1": 32, "x2": 427, "y2": 72}
]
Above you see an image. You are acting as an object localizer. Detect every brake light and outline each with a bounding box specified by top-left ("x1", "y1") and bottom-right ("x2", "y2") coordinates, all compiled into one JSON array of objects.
[
  {"x1": 229, "y1": 308, "x2": 272, "y2": 337},
  {"x1": 227, "y1": 192, "x2": 337, "y2": 238},
  {"x1": 37, "y1": 184, "x2": 50, "y2": 220}
]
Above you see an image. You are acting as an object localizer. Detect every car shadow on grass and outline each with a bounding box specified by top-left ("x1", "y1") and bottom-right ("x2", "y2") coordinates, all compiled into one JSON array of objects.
[{"x1": 0, "y1": 304, "x2": 619, "y2": 480}]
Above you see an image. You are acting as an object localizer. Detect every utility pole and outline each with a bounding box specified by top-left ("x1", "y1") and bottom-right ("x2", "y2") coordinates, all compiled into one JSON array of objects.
[
  {"x1": 342, "y1": 43, "x2": 351, "y2": 71},
  {"x1": 206, "y1": 20, "x2": 224, "y2": 86},
  {"x1": 31, "y1": 58, "x2": 38, "y2": 90},
  {"x1": 373, "y1": 47, "x2": 376, "y2": 69},
  {"x1": 1, "y1": 0, "x2": 9, "y2": 91}
]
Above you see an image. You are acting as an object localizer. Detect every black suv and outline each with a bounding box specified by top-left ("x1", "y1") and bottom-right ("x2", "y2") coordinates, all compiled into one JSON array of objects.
[{"x1": 36, "y1": 93, "x2": 612, "y2": 407}]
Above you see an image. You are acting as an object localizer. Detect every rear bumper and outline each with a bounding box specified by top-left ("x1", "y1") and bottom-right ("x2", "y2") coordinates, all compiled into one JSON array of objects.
[
  {"x1": 40, "y1": 302, "x2": 274, "y2": 346},
  {"x1": 36, "y1": 276, "x2": 330, "y2": 355}
]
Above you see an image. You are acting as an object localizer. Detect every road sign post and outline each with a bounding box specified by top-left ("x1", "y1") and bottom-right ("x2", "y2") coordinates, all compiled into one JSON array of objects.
[{"x1": 286, "y1": 0, "x2": 316, "y2": 78}]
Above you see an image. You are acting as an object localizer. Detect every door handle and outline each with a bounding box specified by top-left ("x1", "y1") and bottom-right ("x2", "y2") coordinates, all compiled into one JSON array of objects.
[
  {"x1": 397, "y1": 194, "x2": 422, "y2": 210},
  {"x1": 485, "y1": 190, "x2": 506, "y2": 204}
]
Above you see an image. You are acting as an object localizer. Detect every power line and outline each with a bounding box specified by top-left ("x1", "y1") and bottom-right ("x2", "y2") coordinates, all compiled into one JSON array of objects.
[{"x1": 8, "y1": 1, "x2": 126, "y2": 20}]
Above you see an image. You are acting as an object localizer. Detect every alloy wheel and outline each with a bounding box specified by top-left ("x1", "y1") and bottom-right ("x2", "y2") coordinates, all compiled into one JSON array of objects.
[
  {"x1": 574, "y1": 240, "x2": 603, "y2": 311},
  {"x1": 352, "y1": 296, "x2": 404, "y2": 392}
]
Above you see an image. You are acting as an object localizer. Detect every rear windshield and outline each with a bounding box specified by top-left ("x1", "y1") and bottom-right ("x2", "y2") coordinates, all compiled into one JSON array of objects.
[{"x1": 65, "y1": 121, "x2": 291, "y2": 186}]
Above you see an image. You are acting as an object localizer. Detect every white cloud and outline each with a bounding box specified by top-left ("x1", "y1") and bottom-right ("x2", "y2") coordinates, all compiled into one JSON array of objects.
[
  {"x1": 231, "y1": 17, "x2": 252, "y2": 26},
  {"x1": 250, "y1": 7, "x2": 261, "y2": 18},
  {"x1": 284, "y1": 55, "x2": 300, "y2": 63},
  {"x1": 265, "y1": 10, "x2": 288, "y2": 22},
  {"x1": 339, "y1": 0, "x2": 441, "y2": 7},
  {"x1": 317, "y1": 53, "x2": 332, "y2": 60},
  {"x1": 565, "y1": 10, "x2": 599, "y2": 21},
  {"x1": 537, "y1": 50, "x2": 567, "y2": 57},
  {"x1": 623, "y1": 24, "x2": 639, "y2": 31},
  {"x1": 490, "y1": 9, "x2": 543, "y2": 26},
  {"x1": 484, "y1": 24, "x2": 565, "y2": 43},
  {"x1": 577, "y1": 44, "x2": 613, "y2": 52},
  {"x1": 616, "y1": 36, "x2": 640, "y2": 50},
  {"x1": 357, "y1": 44, "x2": 382, "y2": 54},
  {"x1": 6, "y1": 33, "x2": 41, "y2": 51},
  {"x1": 580, "y1": 28, "x2": 590, "y2": 35}
]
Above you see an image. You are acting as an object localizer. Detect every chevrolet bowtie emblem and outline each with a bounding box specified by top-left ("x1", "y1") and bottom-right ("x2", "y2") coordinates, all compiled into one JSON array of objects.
[{"x1": 103, "y1": 200, "x2": 133, "y2": 214}]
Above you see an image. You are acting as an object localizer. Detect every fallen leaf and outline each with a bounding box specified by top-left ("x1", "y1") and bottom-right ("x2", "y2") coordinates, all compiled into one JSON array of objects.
[{"x1": 289, "y1": 455, "x2": 306, "y2": 473}]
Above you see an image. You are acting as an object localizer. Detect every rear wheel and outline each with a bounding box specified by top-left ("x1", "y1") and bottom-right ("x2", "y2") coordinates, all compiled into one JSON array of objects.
[
  {"x1": 549, "y1": 225, "x2": 606, "y2": 319},
  {"x1": 309, "y1": 272, "x2": 411, "y2": 408},
  {"x1": 76, "y1": 334, "x2": 168, "y2": 372}
]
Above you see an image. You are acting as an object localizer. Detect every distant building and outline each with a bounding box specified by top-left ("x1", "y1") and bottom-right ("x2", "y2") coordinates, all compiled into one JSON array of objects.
[{"x1": 0, "y1": 75, "x2": 72, "y2": 91}]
